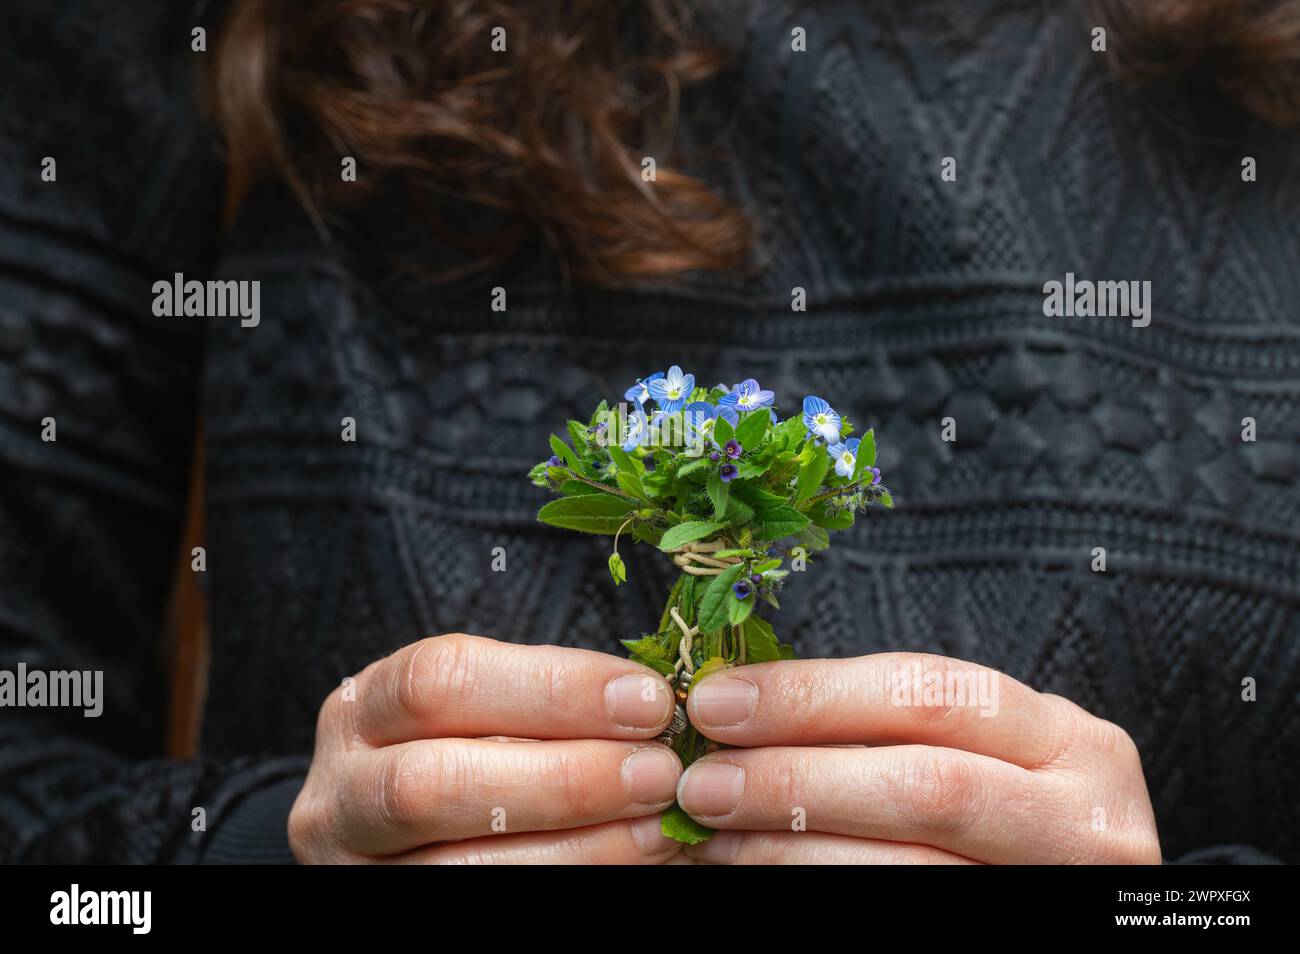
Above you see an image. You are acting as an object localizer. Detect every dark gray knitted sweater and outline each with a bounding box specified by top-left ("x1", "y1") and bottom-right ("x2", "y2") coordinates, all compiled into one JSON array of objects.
[{"x1": 0, "y1": 0, "x2": 1295, "y2": 863}]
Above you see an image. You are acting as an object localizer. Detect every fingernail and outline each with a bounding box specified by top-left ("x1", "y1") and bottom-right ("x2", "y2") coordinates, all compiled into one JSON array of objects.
[
  {"x1": 630, "y1": 813, "x2": 678, "y2": 855},
  {"x1": 621, "y1": 746, "x2": 681, "y2": 805},
  {"x1": 684, "y1": 830, "x2": 740, "y2": 864},
  {"x1": 606, "y1": 673, "x2": 671, "y2": 729},
  {"x1": 677, "y1": 761, "x2": 744, "y2": 817},
  {"x1": 689, "y1": 676, "x2": 758, "y2": 728}
]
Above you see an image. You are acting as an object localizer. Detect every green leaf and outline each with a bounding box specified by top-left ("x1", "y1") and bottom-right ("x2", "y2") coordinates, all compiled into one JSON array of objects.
[
  {"x1": 567, "y1": 420, "x2": 590, "y2": 452},
  {"x1": 794, "y1": 525, "x2": 831, "y2": 551},
  {"x1": 879, "y1": 489, "x2": 895, "y2": 508},
  {"x1": 742, "y1": 615, "x2": 782, "y2": 663},
  {"x1": 809, "y1": 503, "x2": 855, "y2": 530},
  {"x1": 620, "y1": 635, "x2": 668, "y2": 659},
  {"x1": 796, "y1": 448, "x2": 831, "y2": 503},
  {"x1": 692, "y1": 656, "x2": 730, "y2": 683},
  {"x1": 773, "y1": 414, "x2": 807, "y2": 451},
  {"x1": 658, "y1": 520, "x2": 727, "y2": 552},
  {"x1": 767, "y1": 450, "x2": 801, "y2": 486},
  {"x1": 727, "y1": 591, "x2": 755, "y2": 626},
  {"x1": 723, "y1": 497, "x2": 755, "y2": 526},
  {"x1": 734, "y1": 410, "x2": 769, "y2": 452},
  {"x1": 607, "y1": 552, "x2": 627, "y2": 586},
  {"x1": 697, "y1": 563, "x2": 746, "y2": 634},
  {"x1": 706, "y1": 470, "x2": 729, "y2": 519},
  {"x1": 549, "y1": 435, "x2": 581, "y2": 473},
  {"x1": 557, "y1": 479, "x2": 607, "y2": 496},
  {"x1": 730, "y1": 482, "x2": 787, "y2": 509},
  {"x1": 713, "y1": 416, "x2": 735, "y2": 447},
  {"x1": 661, "y1": 804, "x2": 713, "y2": 845},
  {"x1": 755, "y1": 505, "x2": 811, "y2": 541},
  {"x1": 607, "y1": 445, "x2": 639, "y2": 475},
  {"x1": 675, "y1": 458, "x2": 712, "y2": 479},
  {"x1": 629, "y1": 653, "x2": 676, "y2": 676},
  {"x1": 857, "y1": 428, "x2": 877, "y2": 471},
  {"x1": 615, "y1": 470, "x2": 647, "y2": 500},
  {"x1": 631, "y1": 523, "x2": 663, "y2": 546},
  {"x1": 537, "y1": 494, "x2": 639, "y2": 535}
]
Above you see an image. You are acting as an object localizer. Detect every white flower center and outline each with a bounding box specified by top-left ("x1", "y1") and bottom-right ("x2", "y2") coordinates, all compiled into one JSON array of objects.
[
  {"x1": 667, "y1": 387, "x2": 681, "y2": 399},
  {"x1": 816, "y1": 414, "x2": 828, "y2": 426},
  {"x1": 841, "y1": 452, "x2": 854, "y2": 467}
]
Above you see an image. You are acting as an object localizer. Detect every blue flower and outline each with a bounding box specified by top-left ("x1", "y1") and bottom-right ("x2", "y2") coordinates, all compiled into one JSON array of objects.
[
  {"x1": 724, "y1": 439, "x2": 743, "y2": 459},
  {"x1": 719, "y1": 378, "x2": 775, "y2": 412},
  {"x1": 648, "y1": 365, "x2": 695, "y2": 413},
  {"x1": 622, "y1": 407, "x2": 651, "y2": 451},
  {"x1": 802, "y1": 395, "x2": 842, "y2": 443},
  {"x1": 827, "y1": 437, "x2": 860, "y2": 478},
  {"x1": 869, "y1": 466, "x2": 882, "y2": 485},
  {"x1": 683, "y1": 401, "x2": 739, "y2": 445},
  {"x1": 732, "y1": 579, "x2": 752, "y2": 600},
  {"x1": 719, "y1": 462, "x2": 738, "y2": 482},
  {"x1": 624, "y1": 372, "x2": 664, "y2": 407},
  {"x1": 546, "y1": 455, "x2": 561, "y2": 468}
]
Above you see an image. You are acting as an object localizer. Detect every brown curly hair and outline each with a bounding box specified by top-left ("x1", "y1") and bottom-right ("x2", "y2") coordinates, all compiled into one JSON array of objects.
[{"x1": 208, "y1": 0, "x2": 1300, "y2": 285}]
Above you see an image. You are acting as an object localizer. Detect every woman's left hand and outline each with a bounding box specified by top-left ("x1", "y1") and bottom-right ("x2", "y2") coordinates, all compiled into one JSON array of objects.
[{"x1": 677, "y1": 653, "x2": 1161, "y2": 864}]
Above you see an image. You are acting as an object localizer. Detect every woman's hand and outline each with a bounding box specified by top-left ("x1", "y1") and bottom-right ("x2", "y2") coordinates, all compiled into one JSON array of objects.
[
  {"x1": 289, "y1": 633, "x2": 685, "y2": 863},
  {"x1": 676, "y1": 653, "x2": 1161, "y2": 864}
]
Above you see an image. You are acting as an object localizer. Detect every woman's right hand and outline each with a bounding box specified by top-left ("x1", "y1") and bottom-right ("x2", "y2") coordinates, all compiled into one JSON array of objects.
[{"x1": 288, "y1": 633, "x2": 687, "y2": 863}]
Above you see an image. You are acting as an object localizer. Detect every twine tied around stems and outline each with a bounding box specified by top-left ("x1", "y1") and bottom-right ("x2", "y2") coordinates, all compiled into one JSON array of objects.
[
  {"x1": 655, "y1": 539, "x2": 746, "y2": 747},
  {"x1": 669, "y1": 538, "x2": 742, "y2": 576}
]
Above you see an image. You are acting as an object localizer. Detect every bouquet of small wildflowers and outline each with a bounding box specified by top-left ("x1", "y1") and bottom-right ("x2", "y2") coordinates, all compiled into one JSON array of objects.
[{"x1": 529, "y1": 367, "x2": 893, "y2": 843}]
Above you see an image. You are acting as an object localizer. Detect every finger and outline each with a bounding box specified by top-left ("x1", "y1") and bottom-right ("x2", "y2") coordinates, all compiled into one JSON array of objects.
[
  {"x1": 685, "y1": 652, "x2": 1065, "y2": 768},
  {"x1": 392, "y1": 815, "x2": 683, "y2": 864},
  {"x1": 339, "y1": 738, "x2": 682, "y2": 855},
  {"x1": 684, "y1": 830, "x2": 978, "y2": 865},
  {"x1": 676, "y1": 745, "x2": 1068, "y2": 864},
  {"x1": 344, "y1": 633, "x2": 675, "y2": 747}
]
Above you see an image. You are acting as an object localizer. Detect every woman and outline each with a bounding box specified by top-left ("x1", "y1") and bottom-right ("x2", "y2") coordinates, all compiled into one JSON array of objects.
[{"x1": 0, "y1": 0, "x2": 1295, "y2": 864}]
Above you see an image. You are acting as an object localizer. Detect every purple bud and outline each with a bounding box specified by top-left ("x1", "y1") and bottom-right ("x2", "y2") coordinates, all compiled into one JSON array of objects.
[
  {"x1": 732, "y1": 580, "x2": 752, "y2": 600},
  {"x1": 751, "y1": 573, "x2": 763, "y2": 585},
  {"x1": 871, "y1": 466, "x2": 882, "y2": 485},
  {"x1": 547, "y1": 455, "x2": 561, "y2": 468},
  {"x1": 710, "y1": 451, "x2": 720, "y2": 462},
  {"x1": 724, "y1": 439, "x2": 743, "y2": 459},
  {"x1": 719, "y1": 463, "x2": 738, "y2": 482},
  {"x1": 643, "y1": 454, "x2": 656, "y2": 471}
]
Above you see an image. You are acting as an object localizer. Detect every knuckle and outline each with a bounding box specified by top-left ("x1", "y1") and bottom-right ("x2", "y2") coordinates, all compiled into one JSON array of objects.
[
  {"x1": 528, "y1": 651, "x2": 583, "y2": 714},
  {"x1": 287, "y1": 785, "x2": 332, "y2": 861},
  {"x1": 896, "y1": 750, "x2": 983, "y2": 835},
  {"x1": 736, "y1": 832, "x2": 782, "y2": 865},
  {"x1": 771, "y1": 663, "x2": 826, "y2": 716},
  {"x1": 549, "y1": 742, "x2": 607, "y2": 820},
  {"x1": 374, "y1": 745, "x2": 422, "y2": 830},
  {"x1": 316, "y1": 688, "x2": 344, "y2": 737},
  {"x1": 749, "y1": 751, "x2": 800, "y2": 818},
  {"x1": 1093, "y1": 825, "x2": 1163, "y2": 865},
  {"x1": 891, "y1": 653, "x2": 979, "y2": 732},
  {"x1": 1032, "y1": 695, "x2": 1079, "y2": 769},
  {"x1": 1093, "y1": 718, "x2": 1141, "y2": 765},
  {"x1": 397, "y1": 633, "x2": 480, "y2": 720}
]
